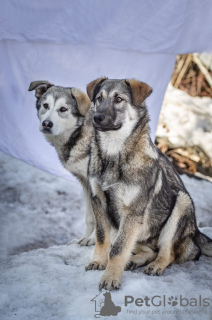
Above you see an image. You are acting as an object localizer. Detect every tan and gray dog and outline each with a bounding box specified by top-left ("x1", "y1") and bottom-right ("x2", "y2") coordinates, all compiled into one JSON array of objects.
[
  {"x1": 29, "y1": 81, "x2": 95, "y2": 246},
  {"x1": 85, "y1": 77, "x2": 212, "y2": 291}
]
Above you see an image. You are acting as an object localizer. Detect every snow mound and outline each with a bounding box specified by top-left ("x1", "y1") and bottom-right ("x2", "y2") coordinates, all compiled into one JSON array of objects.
[
  {"x1": 1, "y1": 228, "x2": 212, "y2": 320},
  {"x1": 156, "y1": 84, "x2": 212, "y2": 161}
]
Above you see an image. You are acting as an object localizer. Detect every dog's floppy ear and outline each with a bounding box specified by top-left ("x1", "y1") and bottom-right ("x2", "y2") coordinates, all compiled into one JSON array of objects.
[
  {"x1": 28, "y1": 80, "x2": 54, "y2": 100},
  {"x1": 71, "y1": 88, "x2": 91, "y2": 116},
  {"x1": 87, "y1": 77, "x2": 108, "y2": 102},
  {"x1": 125, "y1": 79, "x2": 152, "y2": 107}
]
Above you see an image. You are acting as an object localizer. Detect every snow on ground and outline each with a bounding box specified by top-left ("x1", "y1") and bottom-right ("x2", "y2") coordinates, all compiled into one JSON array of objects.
[
  {"x1": 0, "y1": 150, "x2": 212, "y2": 320},
  {"x1": 0, "y1": 151, "x2": 85, "y2": 259},
  {"x1": 0, "y1": 229, "x2": 212, "y2": 320},
  {"x1": 181, "y1": 175, "x2": 212, "y2": 227},
  {"x1": 156, "y1": 84, "x2": 212, "y2": 161}
]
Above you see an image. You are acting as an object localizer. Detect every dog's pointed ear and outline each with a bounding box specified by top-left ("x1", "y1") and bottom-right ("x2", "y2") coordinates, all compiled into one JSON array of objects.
[
  {"x1": 125, "y1": 79, "x2": 152, "y2": 107},
  {"x1": 71, "y1": 88, "x2": 91, "y2": 116},
  {"x1": 28, "y1": 81, "x2": 54, "y2": 99},
  {"x1": 87, "y1": 77, "x2": 108, "y2": 102}
]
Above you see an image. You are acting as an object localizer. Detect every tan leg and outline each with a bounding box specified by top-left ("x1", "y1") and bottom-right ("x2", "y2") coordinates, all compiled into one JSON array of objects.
[
  {"x1": 86, "y1": 223, "x2": 111, "y2": 270},
  {"x1": 99, "y1": 217, "x2": 141, "y2": 290},
  {"x1": 144, "y1": 248, "x2": 174, "y2": 276},
  {"x1": 85, "y1": 187, "x2": 111, "y2": 271}
]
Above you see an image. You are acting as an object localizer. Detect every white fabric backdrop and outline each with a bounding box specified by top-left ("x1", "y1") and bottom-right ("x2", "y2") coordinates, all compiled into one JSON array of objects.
[{"x1": 1, "y1": 0, "x2": 212, "y2": 181}]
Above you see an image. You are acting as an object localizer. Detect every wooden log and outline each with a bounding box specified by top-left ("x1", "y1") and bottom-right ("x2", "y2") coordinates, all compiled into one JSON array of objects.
[
  {"x1": 174, "y1": 54, "x2": 192, "y2": 88},
  {"x1": 171, "y1": 55, "x2": 187, "y2": 84},
  {"x1": 192, "y1": 53, "x2": 212, "y2": 87}
]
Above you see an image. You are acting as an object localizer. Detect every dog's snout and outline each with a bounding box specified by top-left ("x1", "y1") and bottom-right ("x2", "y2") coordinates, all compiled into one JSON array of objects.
[
  {"x1": 42, "y1": 120, "x2": 53, "y2": 129},
  {"x1": 93, "y1": 113, "x2": 105, "y2": 125}
]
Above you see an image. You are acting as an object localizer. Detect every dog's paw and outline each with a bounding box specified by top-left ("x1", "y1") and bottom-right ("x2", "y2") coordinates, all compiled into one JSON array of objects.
[
  {"x1": 125, "y1": 261, "x2": 138, "y2": 271},
  {"x1": 78, "y1": 236, "x2": 95, "y2": 246},
  {"x1": 144, "y1": 263, "x2": 164, "y2": 276},
  {"x1": 67, "y1": 236, "x2": 95, "y2": 246},
  {"x1": 67, "y1": 238, "x2": 80, "y2": 245},
  {"x1": 99, "y1": 277, "x2": 121, "y2": 291},
  {"x1": 85, "y1": 261, "x2": 106, "y2": 271}
]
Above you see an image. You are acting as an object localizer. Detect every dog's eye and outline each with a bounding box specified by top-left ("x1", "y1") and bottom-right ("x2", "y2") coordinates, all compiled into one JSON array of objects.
[
  {"x1": 43, "y1": 103, "x2": 49, "y2": 109},
  {"x1": 60, "y1": 107, "x2": 67, "y2": 112},
  {"x1": 115, "y1": 96, "x2": 123, "y2": 103},
  {"x1": 97, "y1": 95, "x2": 102, "y2": 103}
]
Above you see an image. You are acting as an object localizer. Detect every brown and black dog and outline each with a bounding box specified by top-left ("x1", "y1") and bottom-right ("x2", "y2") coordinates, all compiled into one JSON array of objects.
[{"x1": 85, "y1": 77, "x2": 212, "y2": 291}]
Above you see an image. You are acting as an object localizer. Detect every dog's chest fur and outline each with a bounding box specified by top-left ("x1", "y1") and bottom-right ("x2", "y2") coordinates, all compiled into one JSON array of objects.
[
  {"x1": 89, "y1": 126, "x2": 187, "y2": 236},
  {"x1": 89, "y1": 133, "x2": 153, "y2": 229}
]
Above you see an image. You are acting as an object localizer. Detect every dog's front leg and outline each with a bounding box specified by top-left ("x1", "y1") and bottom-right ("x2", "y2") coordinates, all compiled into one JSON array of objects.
[
  {"x1": 85, "y1": 194, "x2": 111, "y2": 271},
  {"x1": 78, "y1": 187, "x2": 96, "y2": 246},
  {"x1": 67, "y1": 187, "x2": 95, "y2": 246},
  {"x1": 99, "y1": 216, "x2": 141, "y2": 291}
]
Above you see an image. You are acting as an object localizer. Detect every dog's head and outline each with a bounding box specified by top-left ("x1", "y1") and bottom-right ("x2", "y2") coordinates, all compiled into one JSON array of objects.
[
  {"x1": 29, "y1": 81, "x2": 91, "y2": 136},
  {"x1": 87, "y1": 78, "x2": 152, "y2": 132}
]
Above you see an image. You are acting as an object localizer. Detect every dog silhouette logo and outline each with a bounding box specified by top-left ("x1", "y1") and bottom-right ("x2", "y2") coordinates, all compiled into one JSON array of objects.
[{"x1": 91, "y1": 291, "x2": 121, "y2": 318}]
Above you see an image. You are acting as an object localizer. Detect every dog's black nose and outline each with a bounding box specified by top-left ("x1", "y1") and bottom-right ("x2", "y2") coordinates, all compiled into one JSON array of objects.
[
  {"x1": 93, "y1": 113, "x2": 105, "y2": 124},
  {"x1": 42, "y1": 120, "x2": 53, "y2": 129}
]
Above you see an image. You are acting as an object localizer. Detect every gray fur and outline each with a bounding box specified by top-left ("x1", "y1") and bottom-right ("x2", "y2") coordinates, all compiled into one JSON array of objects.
[{"x1": 29, "y1": 81, "x2": 96, "y2": 246}]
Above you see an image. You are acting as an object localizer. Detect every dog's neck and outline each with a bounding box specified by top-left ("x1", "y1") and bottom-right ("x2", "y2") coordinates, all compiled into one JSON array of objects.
[
  {"x1": 125, "y1": 113, "x2": 158, "y2": 160},
  {"x1": 97, "y1": 111, "x2": 157, "y2": 160}
]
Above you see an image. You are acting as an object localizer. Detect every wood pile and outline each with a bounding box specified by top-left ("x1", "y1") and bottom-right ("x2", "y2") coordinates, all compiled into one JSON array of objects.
[
  {"x1": 156, "y1": 54, "x2": 212, "y2": 180},
  {"x1": 156, "y1": 137, "x2": 212, "y2": 180},
  {"x1": 171, "y1": 54, "x2": 212, "y2": 97}
]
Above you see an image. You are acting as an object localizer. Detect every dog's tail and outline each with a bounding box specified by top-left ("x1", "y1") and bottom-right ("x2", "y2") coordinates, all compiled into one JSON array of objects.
[{"x1": 196, "y1": 230, "x2": 212, "y2": 257}]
